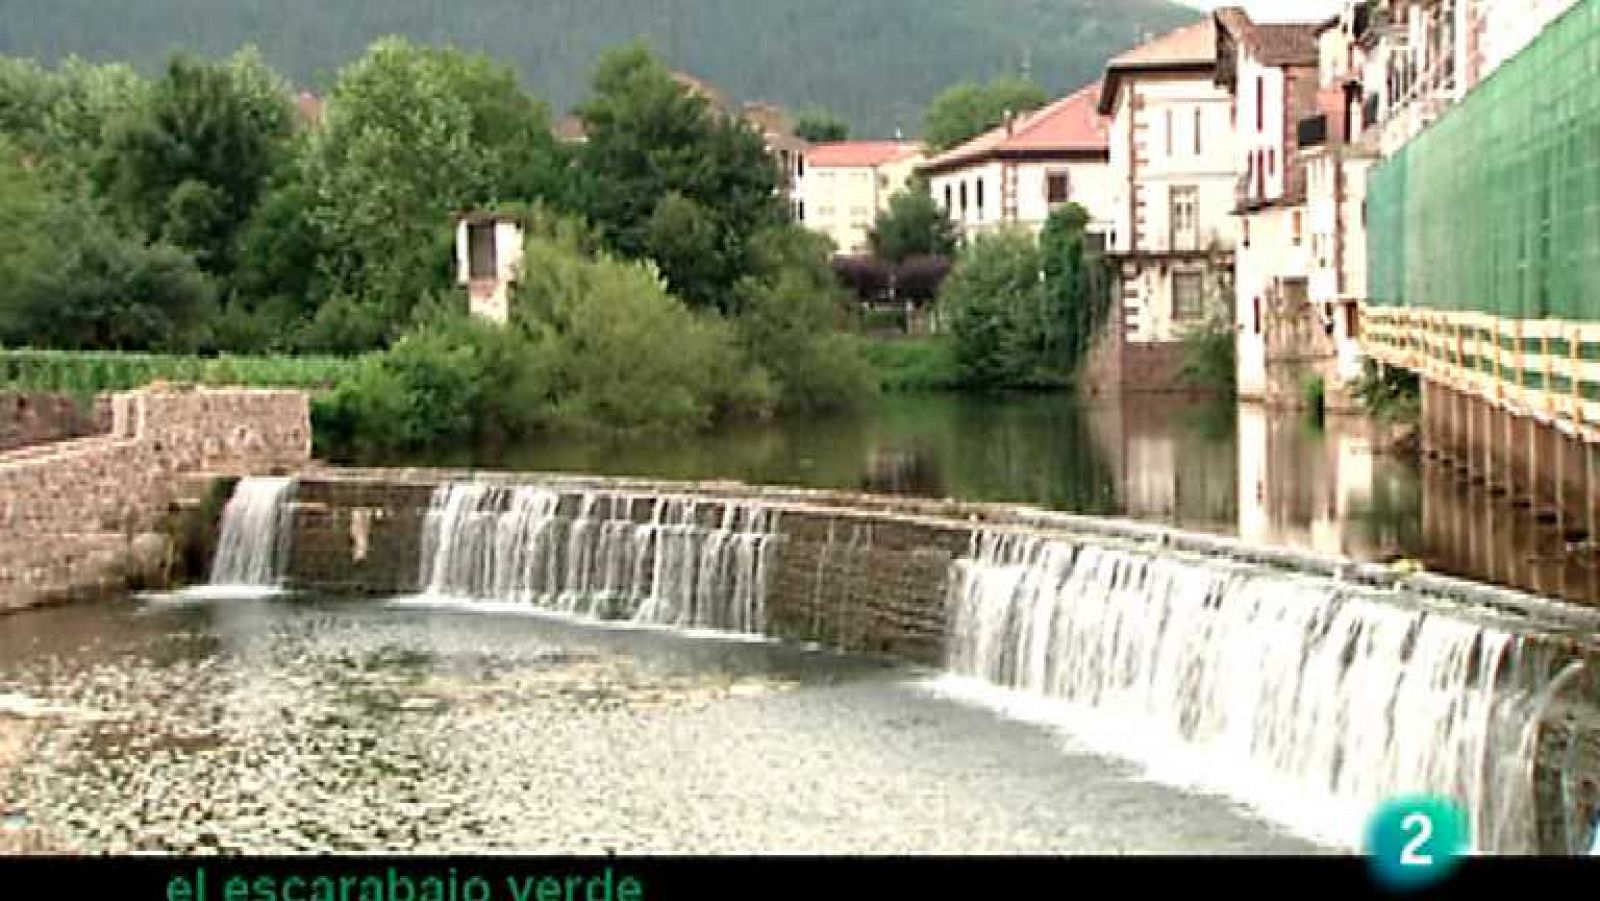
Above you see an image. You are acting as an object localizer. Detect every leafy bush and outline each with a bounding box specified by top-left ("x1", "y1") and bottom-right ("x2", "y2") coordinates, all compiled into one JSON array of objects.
[
  {"x1": 1351, "y1": 358, "x2": 1420, "y2": 423},
  {"x1": 739, "y1": 273, "x2": 875, "y2": 414},
  {"x1": 734, "y1": 226, "x2": 875, "y2": 414},
  {"x1": 1302, "y1": 372, "x2": 1327, "y2": 427},
  {"x1": 312, "y1": 314, "x2": 545, "y2": 456},
  {"x1": 938, "y1": 227, "x2": 1043, "y2": 389},
  {"x1": 1177, "y1": 316, "x2": 1238, "y2": 397},
  {"x1": 513, "y1": 214, "x2": 771, "y2": 432}
]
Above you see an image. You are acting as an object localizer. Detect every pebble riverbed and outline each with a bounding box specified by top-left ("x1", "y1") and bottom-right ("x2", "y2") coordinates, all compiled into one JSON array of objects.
[{"x1": 0, "y1": 595, "x2": 1324, "y2": 855}]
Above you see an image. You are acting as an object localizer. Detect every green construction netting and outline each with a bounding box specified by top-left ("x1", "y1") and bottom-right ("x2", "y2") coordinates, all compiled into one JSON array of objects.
[{"x1": 1367, "y1": 0, "x2": 1600, "y2": 320}]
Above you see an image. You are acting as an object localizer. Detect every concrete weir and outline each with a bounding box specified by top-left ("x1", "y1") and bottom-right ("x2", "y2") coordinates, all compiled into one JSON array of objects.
[{"x1": 175, "y1": 467, "x2": 1600, "y2": 855}]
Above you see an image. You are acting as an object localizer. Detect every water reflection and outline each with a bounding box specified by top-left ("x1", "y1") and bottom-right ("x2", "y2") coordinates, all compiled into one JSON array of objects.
[
  {"x1": 1236, "y1": 406, "x2": 1422, "y2": 564},
  {"x1": 360, "y1": 393, "x2": 1594, "y2": 602}
]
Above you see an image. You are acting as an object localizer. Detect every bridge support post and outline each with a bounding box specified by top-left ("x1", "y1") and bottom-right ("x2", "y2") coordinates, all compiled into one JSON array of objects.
[
  {"x1": 1464, "y1": 391, "x2": 1478, "y2": 480},
  {"x1": 1517, "y1": 413, "x2": 1537, "y2": 509}
]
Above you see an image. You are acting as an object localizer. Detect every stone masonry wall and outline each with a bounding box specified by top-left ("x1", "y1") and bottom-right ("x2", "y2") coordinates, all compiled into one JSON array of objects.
[
  {"x1": 0, "y1": 392, "x2": 111, "y2": 453},
  {"x1": 0, "y1": 387, "x2": 311, "y2": 612}
]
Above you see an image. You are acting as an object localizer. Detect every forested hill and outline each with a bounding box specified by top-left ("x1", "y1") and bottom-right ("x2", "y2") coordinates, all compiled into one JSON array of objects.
[{"x1": 0, "y1": 0, "x2": 1193, "y2": 135}]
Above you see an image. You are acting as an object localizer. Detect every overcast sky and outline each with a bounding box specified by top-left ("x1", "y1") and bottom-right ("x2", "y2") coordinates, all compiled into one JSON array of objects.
[{"x1": 1175, "y1": 0, "x2": 1344, "y2": 20}]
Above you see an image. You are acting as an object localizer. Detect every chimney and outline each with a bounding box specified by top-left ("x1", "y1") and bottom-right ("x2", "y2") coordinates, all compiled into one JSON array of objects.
[{"x1": 1004, "y1": 109, "x2": 1016, "y2": 136}]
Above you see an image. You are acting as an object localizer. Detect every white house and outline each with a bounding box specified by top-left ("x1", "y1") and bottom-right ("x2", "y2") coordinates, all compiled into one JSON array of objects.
[
  {"x1": 919, "y1": 82, "x2": 1114, "y2": 241},
  {"x1": 455, "y1": 212, "x2": 526, "y2": 324},
  {"x1": 1214, "y1": 9, "x2": 1323, "y2": 406},
  {"x1": 1303, "y1": 7, "x2": 1379, "y2": 391},
  {"x1": 1099, "y1": 18, "x2": 1238, "y2": 391},
  {"x1": 797, "y1": 141, "x2": 924, "y2": 255}
]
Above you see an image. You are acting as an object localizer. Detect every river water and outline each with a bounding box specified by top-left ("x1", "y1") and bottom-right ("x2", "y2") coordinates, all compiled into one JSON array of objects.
[
  {"x1": 0, "y1": 597, "x2": 1320, "y2": 855},
  {"x1": 368, "y1": 393, "x2": 1598, "y2": 605}
]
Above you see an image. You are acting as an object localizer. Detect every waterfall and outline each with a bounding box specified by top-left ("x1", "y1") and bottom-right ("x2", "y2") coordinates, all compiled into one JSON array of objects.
[
  {"x1": 208, "y1": 477, "x2": 296, "y2": 588},
  {"x1": 947, "y1": 531, "x2": 1557, "y2": 854},
  {"x1": 417, "y1": 483, "x2": 780, "y2": 634}
]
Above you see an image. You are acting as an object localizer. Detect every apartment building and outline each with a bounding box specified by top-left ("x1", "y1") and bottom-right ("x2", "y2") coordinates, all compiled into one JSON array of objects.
[
  {"x1": 1302, "y1": 7, "x2": 1380, "y2": 392},
  {"x1": 920, "y1": 82, "x2": 1114, "y2": 241},
  {"x1": 1215, "y1": 10, "x2": 1324, "y2": 406},
  {"x1": 1098, "y1": 18, "x2": 1238, "y2": 391},
  {"x1": 1359, "y1": 0, "x2": 1580, "y2": 154},
  {"x1": 797, "y1": 141, "x2": 924, "y2": 255}
]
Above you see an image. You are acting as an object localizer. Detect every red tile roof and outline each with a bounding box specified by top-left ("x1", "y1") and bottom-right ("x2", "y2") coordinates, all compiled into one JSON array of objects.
[
  {"x1": 1099, "y1": 18, "x2": 1219, "y2": 114},
  {"x1": 1255, "y1": 23, "x2": 1322, "y2": 66},
  {"x1": 294, "y1": 91, "x2": 324, "y2": 129},
  {"x1": 806, "y1": 141, "x2": 922, "y2": 169},
  {"x1": 1108, "y1": 18, "x2": 1218, "y2": 70},
  {"x1": 921, "y1": 82, "x2": 1108, "y2": 174},
  {"x1": 1216, "y1": 8, "x2": 1322, "y2": 67}
]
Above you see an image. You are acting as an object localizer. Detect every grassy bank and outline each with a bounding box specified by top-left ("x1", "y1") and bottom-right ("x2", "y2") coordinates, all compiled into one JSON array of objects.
[
  {"x1": 864, "y1": 338, "x2": 964, "y2": 393},
  {"x1": 0, "y1": 349, "x2": 356, "y2": 398}
]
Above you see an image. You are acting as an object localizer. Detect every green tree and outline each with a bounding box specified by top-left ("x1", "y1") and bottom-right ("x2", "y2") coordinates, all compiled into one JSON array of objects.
[
  {"x1": 938, "y1": 227, "x2": 1045, "y2": 388},
  {"x1": 576, "y1": 42, "x2": 784, "y2": 312},
  {"x1": 794, "y1": 106, "x2": 849, "y2": 143},
  {"x1": 99, "y1": 50, "x2": 293, "y2": 274},
  {"x1": 1, "y1": 139, "x2": 215, "y2": 352},
  {"x1": 735, "y1": 225, "x2": 875, "y2": 413},
  {"x1": 0, "y1": 137, "x2": 53, "y2": 305},
  {"x1": 0, "y1": 56, "x2": 149, "y2": 186},
  {"x1": 0, "y1": 177, "x2": 213, "y2": 352},
  {"x1": 923, "y1": 76, "x2": 1048, "y2": 152},
  {"x1": 868, "y1": 182, "x2": 959, "y2": 265},
  {"x1": 225, "y1": 174, "x2": 327, "y2": 351},
  {"x1": 1038, "y1": 203, "x2": 1110, "y2": 375},
  {"x1": 302, "y1": 37, "x2": 565, "y2": 349}
]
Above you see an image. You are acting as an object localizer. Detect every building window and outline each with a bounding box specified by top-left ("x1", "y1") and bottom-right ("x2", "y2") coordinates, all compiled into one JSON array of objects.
[
  {"x1": 944, "y1": 184, "x2": 952, "y2": 211},
  {"x1": 1268, "y1": 148, "x2": 1276, "y2": 177},
  {"x1": 1292, "y1": 210, "x2": 1304, "y2": 245},
  {"x1": 1169, "y1": 185, "x2": 1199, "y2": 251},
  {"x1": 1256, "y1": 75, "x2": 1266, "y2": 132},
  {"x1": 1172, "y1": 271, "x2": 1205, "y2": 322},
  {"x1": 976, "y1": 179, "x2": 985, "y2": 216},
  {"x1": 1193, "y1": 107, "x2": 1203, "y2": 156},
  {"x1": 1046, "y1": 171, "x2": 1071, "y2": 205},
  {"x1": 879, "y1": 173, "x2": 889, "y2": 190},
  {"x1": 468, "y1": 223, "x2": 497, "y2": 280},
  {"x1": 1166, "y1": 109, "x2": 1174, "y2": 157},
  {"x1": 959, "y1": 182, "x2": 968, "y2": 215},
  {"x1": 794, "y1": 199, "x2": 805, "y2": 222},
  {"x1": 796, "y1": 156, "x2": 805, "y2": 179},
  {"x1": 1252, "y1": 296, "x2": 1263, "y2": 334}
]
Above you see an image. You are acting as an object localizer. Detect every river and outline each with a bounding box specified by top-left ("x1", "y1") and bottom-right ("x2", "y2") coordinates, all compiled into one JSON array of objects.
[
  {"x1": 360, "y1": 393, "x2": 1597, "y2": 605},
  {"x1": 0, "y1": 596, "x2": 1320, "y2": 854}
]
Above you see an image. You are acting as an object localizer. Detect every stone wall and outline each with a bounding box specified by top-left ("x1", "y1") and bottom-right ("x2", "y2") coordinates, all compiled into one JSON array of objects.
[
  {"x1": 0, "y1": 393, "x2": 110, "y2": 453},
  {"x1": 0, "y1": 387, "x2": 311, "y2": 612}
]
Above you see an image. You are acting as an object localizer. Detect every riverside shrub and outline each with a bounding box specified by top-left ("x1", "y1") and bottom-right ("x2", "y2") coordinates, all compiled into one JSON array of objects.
[{"x1": 312, "y1": 315, "x2": 543, "y2": 455}]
